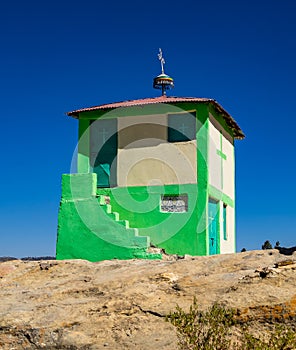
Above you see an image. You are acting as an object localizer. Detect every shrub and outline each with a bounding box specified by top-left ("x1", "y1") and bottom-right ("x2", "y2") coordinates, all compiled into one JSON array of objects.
[
  {"x1": 166, "y1": 299, "x2": 236, "y2": 350},
  {"x1": 166, "y1": 299, "x2": 296, "y2": 350},
  {"x1": 242, "y1": 325, "x2": 296, "y2": 350}
]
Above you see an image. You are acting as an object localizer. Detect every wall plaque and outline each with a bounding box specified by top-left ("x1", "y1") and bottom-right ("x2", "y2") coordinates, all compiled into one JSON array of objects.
[{"x1": 161, "y1": 195, "x2": 188, "y2": 213}]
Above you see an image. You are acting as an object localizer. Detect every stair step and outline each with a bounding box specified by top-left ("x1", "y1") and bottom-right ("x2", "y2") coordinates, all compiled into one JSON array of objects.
[
  {"x1": 116, "y1": 220, "x2": 129, "y2": 228},
  {"x1": 109, "y1": 212, "x2": 120, "y2": 221},
  {"x1": 98, "y1": 196, "x2": 106, "y2": 205},
  {"x1": 96, "y1": 194, "x2": 160, "y2": 258},
  {"x1": 98, "y1": 195, "x2": 111, "y2": 205},
  {"x1": 132, "y1": 235, "x2": 150, "y2": 248},
  {"x1": 126, "y1": 228, "x2": 139, "y2": 237},
  {"x1": 108, "y1": 228, "x2": 138, "y2": 241},
  {"x1": 100, "y1": 204, "x2": 112, "y2": 214}
]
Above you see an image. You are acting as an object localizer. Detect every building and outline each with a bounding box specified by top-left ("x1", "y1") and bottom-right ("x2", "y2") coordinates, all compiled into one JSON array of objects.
[{"x1": 56, "y1": 51, "x2": 245, "y2": 261}]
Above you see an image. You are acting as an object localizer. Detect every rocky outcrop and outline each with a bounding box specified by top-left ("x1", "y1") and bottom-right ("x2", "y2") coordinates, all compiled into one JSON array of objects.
[{"x1": 0, "y1": 250, "x2": 295, "y2": 349}]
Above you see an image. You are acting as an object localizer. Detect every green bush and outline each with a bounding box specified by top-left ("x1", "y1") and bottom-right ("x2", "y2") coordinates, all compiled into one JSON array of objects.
[
  {"x1": 262, "y1": 240, "x2": 273, "y2": 250},
  {"x1": 166, "y1": 299, "x2": 296, "y2": 350},
  {"x1": 242, "y1": 325, "x2": 296, "y2": 350}
]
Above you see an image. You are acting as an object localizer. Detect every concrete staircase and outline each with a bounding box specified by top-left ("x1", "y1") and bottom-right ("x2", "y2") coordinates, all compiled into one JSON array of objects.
[
  {"x1": 57, "y1": 173, "x2": 162, "y2": 262},
  {"x1": 97, "y1": 194, "x2": 162, "y2": 259}
]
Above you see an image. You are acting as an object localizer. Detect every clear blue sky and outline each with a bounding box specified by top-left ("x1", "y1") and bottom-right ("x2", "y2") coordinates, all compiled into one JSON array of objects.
[{"x1": 0, "y1": 0, "x2": 295, "y2": 257}]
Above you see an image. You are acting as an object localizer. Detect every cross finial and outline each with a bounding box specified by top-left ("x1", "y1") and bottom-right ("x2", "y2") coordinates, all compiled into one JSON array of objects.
[
  {"x1": 153, "y1": 48, "x2": 174, "y2": 95},
  {"x1": 158, "y1": 48, "x2": 165, "y2": 74}
]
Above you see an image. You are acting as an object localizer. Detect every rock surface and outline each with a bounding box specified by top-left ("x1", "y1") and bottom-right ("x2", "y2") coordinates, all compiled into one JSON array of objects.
[{"x1": 0, "y1": 250, "x2": 295, "y2": 349}]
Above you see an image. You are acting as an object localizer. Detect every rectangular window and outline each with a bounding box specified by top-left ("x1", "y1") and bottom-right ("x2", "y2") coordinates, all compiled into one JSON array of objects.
[
  {"x1": 161, "y1": 195, "x2": 188, "y2": 212},
  {"x1": 168, "y1": 112, "x2": 196, "y2": 142},
  {"x1": 223, "y1": 204, "x2": 227, "y2": 240}
]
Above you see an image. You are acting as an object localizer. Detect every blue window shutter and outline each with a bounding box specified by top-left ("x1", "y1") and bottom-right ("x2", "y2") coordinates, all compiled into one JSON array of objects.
[
  {"x1": 94, "y1": 163, "x2": 110, "y2": 187},
  {"x1": 168, "y1": 112, "x2": 196, "y2": 142},
  {"x1": 90, "y1": 118, "x2": 118, "y2": 188}
]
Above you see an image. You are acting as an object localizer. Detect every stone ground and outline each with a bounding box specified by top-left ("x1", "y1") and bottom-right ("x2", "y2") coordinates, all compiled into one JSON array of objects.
[{"x1": 0, "y1": 249, "x2": 295, "y2": 349}]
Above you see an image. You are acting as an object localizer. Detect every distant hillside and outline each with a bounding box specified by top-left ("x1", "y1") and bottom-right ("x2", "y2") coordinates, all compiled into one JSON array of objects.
[
  {"x1": 0, "y1": 256, "x2": 56, "y2": 262},
  {"x1": 275, "y1": 245, "x2": 296, "y2": 255}
]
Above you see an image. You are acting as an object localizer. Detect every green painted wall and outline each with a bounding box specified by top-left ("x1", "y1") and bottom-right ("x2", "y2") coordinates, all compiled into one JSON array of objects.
[
  {"x1": 208, "y1": 185, "x2": 234, "y2": 208},
  {"x1": 97, "y1": 183, "x2": 205, "y2": 256},
  {"x1": 57, "y1": 101, "x2": 238, "y2": 261},
  {"x1": 196, "y1": 104, "x2": 209, "y2": 255},
  {"x1": 87, "y1": 103, "x2": 211, "y2": 257},
  {"x1": 56, "y1": 173, "x2": 161, "y2": 261}
]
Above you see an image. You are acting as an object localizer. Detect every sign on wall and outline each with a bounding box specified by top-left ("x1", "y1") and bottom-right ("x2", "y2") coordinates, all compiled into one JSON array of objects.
[{"x1": 161, "y1": 195, "x2": 188, "y2": 212}]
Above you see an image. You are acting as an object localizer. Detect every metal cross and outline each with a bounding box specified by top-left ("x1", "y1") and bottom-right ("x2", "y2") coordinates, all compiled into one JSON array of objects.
[{"x1": 158, "y1": 48, "x2": 165, "y2": 74}]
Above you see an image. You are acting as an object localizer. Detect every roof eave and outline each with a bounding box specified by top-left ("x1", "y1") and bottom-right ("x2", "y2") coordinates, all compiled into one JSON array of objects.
[
  {"x1": 67, "y1": 98, "x2": 245, "y2": 139},
  {"x1": 210, "y1": 100, "x2": 245, "y2": 140}
]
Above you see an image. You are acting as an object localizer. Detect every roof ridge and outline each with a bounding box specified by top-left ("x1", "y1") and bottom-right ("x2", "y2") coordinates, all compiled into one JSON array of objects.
[
  {"x1": 67, "y1": 96, "x2": 212, "y2": 115},
  {"x1": 66, "y1": 96, "x2": 245, "y2": 139}
]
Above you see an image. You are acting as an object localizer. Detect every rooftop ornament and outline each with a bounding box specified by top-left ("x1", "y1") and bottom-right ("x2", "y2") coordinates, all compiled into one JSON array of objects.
[{"x1": 153, "y1": 48, "x2": 174, "y2": 96}]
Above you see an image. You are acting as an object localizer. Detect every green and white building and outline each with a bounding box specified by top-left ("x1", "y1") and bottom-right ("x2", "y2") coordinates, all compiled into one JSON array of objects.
[
  {"x1": 56, "y1": 94, "x2": 245, "y2": 261},
  {"x1": 57, "y1": 49, "x2": 244, "y2": 261}
]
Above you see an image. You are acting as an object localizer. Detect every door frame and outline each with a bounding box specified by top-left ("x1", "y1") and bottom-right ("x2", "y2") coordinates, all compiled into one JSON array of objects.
[{"x1": 208, "y1": 197, "x2": 220, "y2": 255}]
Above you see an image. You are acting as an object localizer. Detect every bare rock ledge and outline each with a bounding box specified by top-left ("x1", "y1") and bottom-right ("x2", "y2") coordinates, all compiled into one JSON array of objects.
[{"x1": 0, "y1": 249, "x2": 295, "y2": 349}]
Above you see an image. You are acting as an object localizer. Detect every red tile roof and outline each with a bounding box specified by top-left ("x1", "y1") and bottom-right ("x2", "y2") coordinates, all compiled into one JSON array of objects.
[{"x1": 67, "y1": 96, "x2": 245, "y2": 139}]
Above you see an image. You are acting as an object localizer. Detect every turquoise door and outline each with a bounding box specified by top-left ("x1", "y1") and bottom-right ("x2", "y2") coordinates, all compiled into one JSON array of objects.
[
  {"x1": 208, "y1": 198, "x2": 219, "y2": 255},
  {"x1": 90, "y1": 119, "x2": 118, "y2": 187}
]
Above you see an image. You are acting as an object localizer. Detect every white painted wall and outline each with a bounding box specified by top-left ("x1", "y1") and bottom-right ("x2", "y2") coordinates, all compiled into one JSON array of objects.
[
  {"x1": 208, "y1": 115, "x2": 235, "y2": 254},
  {"x1": 208, "y1": 120, "x2": 222, "y2": 190},
  {"x1": 222, "y1": 137, "x2": 235, "y2": 200},
  {"x1": 117, "y1": 141, "x2": 197, "y2": 187},
  {"x1": 117, "y1": 114, "x2": 197, "y2": 187},
  {"x1": 208, "y1": 117, "x2": 234, "y2": 199}
]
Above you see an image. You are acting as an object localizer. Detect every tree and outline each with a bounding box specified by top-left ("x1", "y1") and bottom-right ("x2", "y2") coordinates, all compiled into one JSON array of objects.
[
  {"x1": 262, "y1": 240, "x2": 272, "y2": 250},
  {"x1": 274, "y1": 241, "x2": 280, "y2": 248}
]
